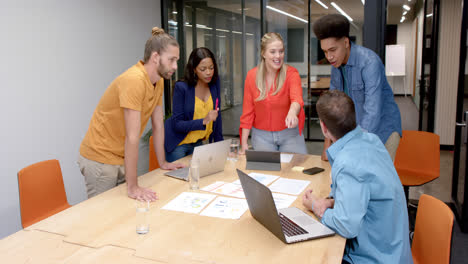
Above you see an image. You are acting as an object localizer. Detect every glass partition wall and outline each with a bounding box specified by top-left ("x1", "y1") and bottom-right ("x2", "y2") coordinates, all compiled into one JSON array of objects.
[{"x1": 164, "y1": 0, "x2": 364, "y2": 140}]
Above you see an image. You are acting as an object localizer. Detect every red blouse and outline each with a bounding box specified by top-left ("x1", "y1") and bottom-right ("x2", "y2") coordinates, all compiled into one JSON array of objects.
[{"x1": 239, "y1": 65, "x2": 305, "y2": 134}]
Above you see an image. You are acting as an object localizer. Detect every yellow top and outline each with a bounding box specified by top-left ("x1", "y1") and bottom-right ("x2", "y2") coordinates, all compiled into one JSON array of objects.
[
  {"x1": 80, "y1": 61, "x2": 163, "y2": 165},
  {"x1": 179, "y1": 95, "x2": 214, "y2": 145}
]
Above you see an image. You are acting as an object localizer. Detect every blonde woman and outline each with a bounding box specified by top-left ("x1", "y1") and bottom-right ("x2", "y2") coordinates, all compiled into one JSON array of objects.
[{"x1": 239, "y1": 32, "x2": 306, "y2": 154}]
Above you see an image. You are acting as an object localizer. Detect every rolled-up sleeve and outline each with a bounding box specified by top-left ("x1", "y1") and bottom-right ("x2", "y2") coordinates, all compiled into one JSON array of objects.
[{"x1": 288, "y1": 68, "x2": 304, "y2": 108}]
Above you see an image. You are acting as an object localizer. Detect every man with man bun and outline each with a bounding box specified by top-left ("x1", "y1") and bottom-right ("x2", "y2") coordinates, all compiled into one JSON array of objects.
[{"x1": 78, "y1": 27, "x2": 183, "y2": 201}]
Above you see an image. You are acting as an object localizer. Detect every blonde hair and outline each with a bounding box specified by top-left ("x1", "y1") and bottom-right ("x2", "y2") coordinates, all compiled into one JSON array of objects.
[
  {"x1": 143, "y1": 27, "x2": 179, "y2": 63},
  {"x1": 255, "y1": 32, "x2": 287, "y2": 101}
]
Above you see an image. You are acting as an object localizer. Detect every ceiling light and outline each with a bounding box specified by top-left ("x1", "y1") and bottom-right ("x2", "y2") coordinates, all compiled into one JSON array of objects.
[
  {"x1": 172, "y1": 11, "x2": 177, "y2": 14},
  {"x1": 426, "y1": 13, "x2": 433, "y2": 17},
  {"x1": 315, "y1": 0, "x2": 328, "y2": 9},
  {"x1": 266, "y1": 5, "x2": 308, "y2": 23},
  {"x1": 331, "y1": 2, "x2": 353, "y2": 22},
  {"x1": 196, "y1": 24, "x2": 213, "y2": 30},
  {"x1": 400, "y1": 16, "x2": 406, "y2": 23},
  {"x1": 403, "y1": 4, "x2": 411, "y2": 11},
  {"x1": 403, "y1": 11, "x2": 408, "y2": 15}
]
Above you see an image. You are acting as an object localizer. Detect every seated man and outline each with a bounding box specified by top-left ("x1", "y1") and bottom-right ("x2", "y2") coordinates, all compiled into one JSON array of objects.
[{"x1": 302, "y1": 90, "x2": 412, "y2": 264}]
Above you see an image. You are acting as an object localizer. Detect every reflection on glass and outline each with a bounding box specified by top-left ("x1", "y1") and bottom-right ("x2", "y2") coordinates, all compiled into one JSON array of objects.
[
  {"x1": 167, "y1": 0, "x2": 260, "y2": 136},
  {"x1": 166, "y1": 0, "x2": 363, "y2": 139}
]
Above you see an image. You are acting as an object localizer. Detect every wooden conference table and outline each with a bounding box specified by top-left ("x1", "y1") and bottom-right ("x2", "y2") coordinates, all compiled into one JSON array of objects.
[
  {"x1": 302, "y1": 77, "x2": 331, "y2": 97},
  {"x1": 1, "y1": 154, "x2": 345, "y2": 264}
]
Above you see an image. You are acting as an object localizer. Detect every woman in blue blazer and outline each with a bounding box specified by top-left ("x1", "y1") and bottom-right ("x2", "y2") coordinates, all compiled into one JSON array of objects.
[{"x1": 164, "y1": 47, "x2": 223, "y2": 162}]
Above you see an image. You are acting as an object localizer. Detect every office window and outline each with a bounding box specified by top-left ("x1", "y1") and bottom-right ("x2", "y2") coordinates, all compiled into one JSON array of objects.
[{"x1": 164, "y1": 0, "x2": 363, "y2": 139}]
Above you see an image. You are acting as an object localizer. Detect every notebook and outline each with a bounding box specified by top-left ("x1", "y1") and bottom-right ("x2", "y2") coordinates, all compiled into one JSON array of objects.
[
  {"x1": 245, "y1": 150, "x2": 281, "y2": 171},
  {"x1": 237, "y1": 169, "x2": 335, "y2": 244},
  {"x1": 164, "y1": 139, "x2": 231, "y2": 181}
]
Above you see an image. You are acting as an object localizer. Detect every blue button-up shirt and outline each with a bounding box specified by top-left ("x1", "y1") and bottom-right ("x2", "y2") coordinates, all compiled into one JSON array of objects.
[
  {"x1": 330, "y1": 44, "x2": 402, "y2": 144},
  {"x1": 322, "y1": 127, "x2": 412, "y2": 264}
]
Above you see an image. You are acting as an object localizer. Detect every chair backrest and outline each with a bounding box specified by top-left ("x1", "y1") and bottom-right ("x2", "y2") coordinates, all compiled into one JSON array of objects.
[
  {"x1": 412, "y1": 194, "x2": 454, "y2": 264},
  {"x1": 149, "y1": 135, "x2": 160, "y2": 171},
  {"x1": 17, "y1": 159, "x2": 71, "y2": 228},
  {"x1": 394, "y1": 130, "x2": 440, "y2": 186}
]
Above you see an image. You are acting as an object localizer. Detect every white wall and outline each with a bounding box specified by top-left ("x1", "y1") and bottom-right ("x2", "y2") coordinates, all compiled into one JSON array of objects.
[
  {"x1": 391, "y1": 22, "x2": 415, "y2": 95},
  {"x1": 0, "y1": 0, "x2": 161, "y2": 238}
]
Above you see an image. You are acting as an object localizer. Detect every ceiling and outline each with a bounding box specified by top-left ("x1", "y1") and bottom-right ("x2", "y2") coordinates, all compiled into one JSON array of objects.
[{"x1": 183, "y1": 0, "x2": 417, "y2": 27}]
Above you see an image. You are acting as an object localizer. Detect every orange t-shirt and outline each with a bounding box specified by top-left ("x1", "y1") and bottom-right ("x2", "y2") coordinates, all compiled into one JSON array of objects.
[
  {"x1": 80, "y1": 61, "x2": 163, "y2": 165},
  {"x1": 240, "y1": 65, "x2": 305, "y2": 133}
]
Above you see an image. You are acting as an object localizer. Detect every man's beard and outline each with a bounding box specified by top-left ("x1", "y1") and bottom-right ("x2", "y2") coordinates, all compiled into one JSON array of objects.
[{"x1": 158, "y1": 60, "x2": 173, "y2": 80}]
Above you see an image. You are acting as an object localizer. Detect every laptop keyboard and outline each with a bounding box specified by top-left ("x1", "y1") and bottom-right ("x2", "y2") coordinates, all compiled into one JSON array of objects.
[{"x1": 279, "y1": 213, "x2": 308, "y2": 237}]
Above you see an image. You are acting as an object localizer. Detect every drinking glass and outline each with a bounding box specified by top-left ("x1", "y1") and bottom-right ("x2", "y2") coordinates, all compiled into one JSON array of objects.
[
  {"x1": 228, "y1": 139, "x2": 239, "y2": 161},
  {"x1": 136, "y1": 200, "x2": 150, "y2": 234},
  {"x1": 189, "y1": 158, "x2": 200, "y2": 190}
]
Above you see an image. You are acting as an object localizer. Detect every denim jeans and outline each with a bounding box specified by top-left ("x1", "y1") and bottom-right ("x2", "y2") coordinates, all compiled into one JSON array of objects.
[
  {"x1": 251, "y1": 127, "x2": 307, "y2": 154},
  {"x1": 165, "y1": 140, "x2": 203, "y2": 162}
]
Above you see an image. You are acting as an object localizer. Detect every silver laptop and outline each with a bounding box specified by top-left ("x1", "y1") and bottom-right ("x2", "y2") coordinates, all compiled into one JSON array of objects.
[
  {"x1": 237, "y1": 169, "x2": 335, "y2": 244},
  {"x1": 164, "y1": 139, "x2": 231, "y2": 181},
  {"x1": 245, "y1": 150, "x2": 281, "y2": 171}
]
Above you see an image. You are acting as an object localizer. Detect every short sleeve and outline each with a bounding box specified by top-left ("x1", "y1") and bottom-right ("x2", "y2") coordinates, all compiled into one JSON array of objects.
[{"x1": 119, "y1": 75, "x2": 146, "y2": 111}]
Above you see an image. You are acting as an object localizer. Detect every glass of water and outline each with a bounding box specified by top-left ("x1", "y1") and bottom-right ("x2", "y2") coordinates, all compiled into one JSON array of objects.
[
  {"x1": 228, "y1": 138, "x2": 239, "y2": 161},
  {"x1": 189, "y1": 158, "x2": 200, "y2": 190},
  {"x1": 136, "y1": 200, "x2": 150, "y2": 234}
]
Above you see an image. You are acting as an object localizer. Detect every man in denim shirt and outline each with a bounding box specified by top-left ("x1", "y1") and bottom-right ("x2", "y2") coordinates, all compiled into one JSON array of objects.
[
  {"x1": 313, "y1": 14, "x2": 402, "y2": 161},
  {"x1": 302, "y1": 91, "x2": 412, "y2": 264}
]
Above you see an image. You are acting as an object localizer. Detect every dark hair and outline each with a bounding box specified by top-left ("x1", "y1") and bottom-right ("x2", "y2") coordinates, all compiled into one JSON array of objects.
[
  {"x1": 313, "y1": 14, "x2": 350, "y2": 40},
  {"x1": 183, "y1": 47, "x2": 219, "y2": 87},
  {"x1": 143, "y1": 27, "x2": 179, "y2": 63},
  {"x1": 316, "y1": 90, "x2": 356, "y2": 139}
]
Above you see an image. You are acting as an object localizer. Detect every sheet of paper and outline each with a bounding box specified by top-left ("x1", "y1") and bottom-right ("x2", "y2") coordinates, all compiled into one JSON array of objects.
[
  {"x1": 232, "y1": 172, "x2": 279, "y2": 186},
  {"x1": 272, "y1": 193, "x2": 298, "y2": 209},
  {"x1": 280, "y1": 153, "x2": 294, "y2": 163},
  {"x1": 201, "y1": 181, "x2": 245, "y2": 198},
  {"x1": 200, "y1": 197, "x2": 249, "y2": 219},
  {"x1": 162, "y1": 192, "x2": 216, "y2": 214},
  {"x1": 269, "y1": 178, "x2": 311, "y2": 195}
]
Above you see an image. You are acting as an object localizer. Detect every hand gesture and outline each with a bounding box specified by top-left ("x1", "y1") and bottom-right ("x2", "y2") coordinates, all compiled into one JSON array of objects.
[
  {"x1": 203, "y1": 109, "x2": 219, "y2": 124},
  {"x1": 285, "y1": 112, "x2": 299, "y2": 128}
]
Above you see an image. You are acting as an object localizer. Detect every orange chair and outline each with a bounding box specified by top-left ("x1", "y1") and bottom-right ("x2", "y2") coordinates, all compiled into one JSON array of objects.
[
  {"x1": 412, "y1": 194, "x2": 454, "y2": 264},
  {"x1": 149, "y1": 135, "x2": 160, "y2": 171},
  {"x1": 17, "y1": 159, "x2": 71, "y2": 228},
  {"x1": 394, "y1": 130, "x2": 440, "y2": 201}
]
